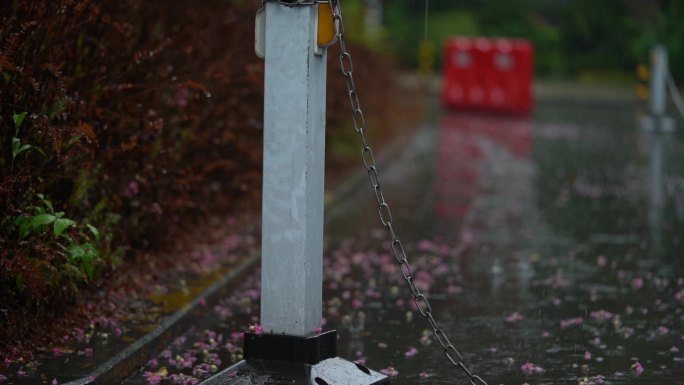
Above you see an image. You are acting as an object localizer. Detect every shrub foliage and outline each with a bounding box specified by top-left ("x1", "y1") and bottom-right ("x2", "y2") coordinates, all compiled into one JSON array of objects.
[
  {"x1": 0, "y1": 0, "x2": 266, "y2": 309},
  {"x1": 0, "y1": 0, "x2": 405, "y2": 354}
]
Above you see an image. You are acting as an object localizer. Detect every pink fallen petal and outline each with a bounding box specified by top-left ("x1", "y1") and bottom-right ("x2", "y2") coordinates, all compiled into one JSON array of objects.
[
  {"x1": 505, "y1": 312, "x2": 524, "y2": 323},
  {"x1": 379, "y1": 367, "x2": 399, "y2": 377},
  {"x1": 584, "y1": 351, "x2": 592, "y2": 360},
  {"x1": 143, "y1": 372, "x2": 162, "y2": 385},
  {"x1": 417, "y1": 239, "x2": 434, "y2": 251},
  {"x1": 520, "y1": 362, "x2": 544, "y2": 376},
  {"x1": 418, "y1": 372, "x2": 430, "y2": 379},
  {"x1": 173, "y1": 336, "x2": 186, "y2": 346},
  {"x1": 560, "y1": 317, "x2": 583, "y2": 329},
  {"x1": 589, "y1": 310, "x2": 613, "y2": 321},
  {"x1": 404, "y1": 346, "x2": 418, "y2": 358},
  {"x1": 583, "y1": 375, "x2": 605, "y2": 385},
  {"x1": 596, "y1": 255, "x2": 608, "y2": 267},
  {"x1": 631, "y1": 361, "x2": 644, "y2": 377},
  {"x1": 144, "y1": 372, "x2": 163, "y2": 385},
  {"x1": 675, "y1": 291, "x2": 684, "y2": 302}
]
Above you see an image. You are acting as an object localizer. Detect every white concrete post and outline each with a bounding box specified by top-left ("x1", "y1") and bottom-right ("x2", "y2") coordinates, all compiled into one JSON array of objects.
[
  {"x1": 650, "y1": 45, "x2": 668, "y2": 117},
  {"x1": 260, "y1": 2, "x2": 327, "y2": 336}
]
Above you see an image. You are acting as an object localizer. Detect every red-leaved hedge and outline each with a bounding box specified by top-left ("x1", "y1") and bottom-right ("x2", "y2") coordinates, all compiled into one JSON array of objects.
[{"x1": 0, "y1": 0, "x2": 414, "y2": 355}]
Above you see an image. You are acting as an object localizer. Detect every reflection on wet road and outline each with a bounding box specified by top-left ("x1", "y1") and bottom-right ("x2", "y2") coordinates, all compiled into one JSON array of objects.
[
  {"x1": 326, "y1": 102, "x2": 684, "y2": 384},
  {"x1": 119, "y1": 101, "x2": 684, "y2": 385}
]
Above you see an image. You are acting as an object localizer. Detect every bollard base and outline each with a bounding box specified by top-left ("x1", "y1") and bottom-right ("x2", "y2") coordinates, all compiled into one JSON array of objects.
[
  {"x1": 201, "y1": 357, "x2": 389, "y2": 385},
  {"x1": 199, "y1": 330, "x2": 389, "y2": 385}
]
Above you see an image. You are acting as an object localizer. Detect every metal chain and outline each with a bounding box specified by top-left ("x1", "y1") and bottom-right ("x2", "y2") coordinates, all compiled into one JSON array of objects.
[{"x1": 328, "y1": 2, "x2": 488, "y2": 384}]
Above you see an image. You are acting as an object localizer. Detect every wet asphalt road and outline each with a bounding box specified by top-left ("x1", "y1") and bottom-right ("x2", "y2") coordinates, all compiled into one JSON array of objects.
[
  {"x1": 325, "y1": 99, "x2": 684, "y2": 384},
  {"x1": 116, "y1": 97, "x2": 684, "y2": 385}
]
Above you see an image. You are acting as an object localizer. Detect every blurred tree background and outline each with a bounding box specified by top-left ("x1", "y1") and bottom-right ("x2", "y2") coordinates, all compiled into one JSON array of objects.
[{"x1": 345, "y1": 0, "x2": 684, "y2": 83}]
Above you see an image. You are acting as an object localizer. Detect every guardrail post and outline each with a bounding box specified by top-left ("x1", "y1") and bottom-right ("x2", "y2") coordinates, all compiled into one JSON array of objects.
[
  {"x1": 650, "y1": 45, "x2": 668, "y2": 117},
  {"x1": 639, "y1": 44, "x2": 675, "y2": 132}
]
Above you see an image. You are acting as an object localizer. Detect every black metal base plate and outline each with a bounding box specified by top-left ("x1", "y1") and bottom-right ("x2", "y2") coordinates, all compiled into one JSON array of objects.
[
  {"x1": 244, "y1": 330, "x2": 337, "y2": 365},
  {"x1": 200, "y1": 357, "x2": 390, "y2": 385}
]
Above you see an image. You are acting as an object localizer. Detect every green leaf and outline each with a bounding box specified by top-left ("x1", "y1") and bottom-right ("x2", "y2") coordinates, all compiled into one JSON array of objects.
[
  {"x1": 19, "y1": 221, "x2": 32, "y2": 240},
  {"x1": 14, "y1": 215, "x2": 31, "y2": 239},
  {"x1": 12, "y1": 142, "x2": 32, "y2": 158},
  {"x1": 81, "y1": 243, "x2": 99, "y2": 280},
  {"x1": 81, "y1": 258, "x2": 94, "y2": 280},
  {"x1": 13, "y1": 215, "x2": 27, "y2": 226},
  {"x1": 86, "y1": 224, "x2": 100, "y2": 242},
  {"x1": 13, "y1": 112, "x2": 27, "y2": 129},
  {"x1": 31, "y1": 213, "x2": 56, "y2": 226},
  {"x1": 38, "y1": 194, "x2": 53, "y2": 213},
  {"x1": 66, "y1": 243, "x2": 99, "y2": 280},
  {"x1": 53, "y1": 218, "x2": 75, "y2": 237}
]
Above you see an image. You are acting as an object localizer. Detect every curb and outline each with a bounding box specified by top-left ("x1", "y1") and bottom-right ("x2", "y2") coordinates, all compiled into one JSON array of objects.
[{"x1": 64, "y1": 252, "x2": 260, "y2": 385}]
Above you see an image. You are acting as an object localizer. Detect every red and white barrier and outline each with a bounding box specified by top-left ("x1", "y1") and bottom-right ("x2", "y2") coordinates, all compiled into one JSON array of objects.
[{"x1": 441, "y1": 37, "x2": 534, "y2": 115}]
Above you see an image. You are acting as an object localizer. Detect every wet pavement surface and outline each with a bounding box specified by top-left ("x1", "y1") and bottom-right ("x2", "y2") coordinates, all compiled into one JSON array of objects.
[
  {"x1": 115, "y1": 97, "x2": 684, "y2": 385},
  {"x1": 0, "y1": 95, "x2": 664, "y2": 385},
  {"x1": 324, "y1": 101, "x2": 684, "y2": 384}
]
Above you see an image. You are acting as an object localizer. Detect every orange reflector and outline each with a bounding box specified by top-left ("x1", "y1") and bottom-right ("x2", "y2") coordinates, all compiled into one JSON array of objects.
[{"x1": 317, "y1": 3, "x2": 336, "y2": 48}]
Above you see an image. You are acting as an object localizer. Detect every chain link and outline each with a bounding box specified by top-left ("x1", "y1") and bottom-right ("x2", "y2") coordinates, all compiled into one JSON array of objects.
[{"x1": 327, "y1": 2, "x2": 488, "y2": 383}]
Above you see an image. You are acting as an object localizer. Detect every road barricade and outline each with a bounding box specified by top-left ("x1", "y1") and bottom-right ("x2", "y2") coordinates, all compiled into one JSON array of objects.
[{"x1": 441, "y1": 37, "x2": 534, "y2": 115}]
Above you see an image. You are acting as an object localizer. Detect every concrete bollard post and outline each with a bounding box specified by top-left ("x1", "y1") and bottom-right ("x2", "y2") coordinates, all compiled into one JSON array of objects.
[
  {"x1": 260, "y1": 1, "x2": 327, "y2": 336},
  {"x1": 200, "y1": 3, "x2": 389, "y2": 383}
]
